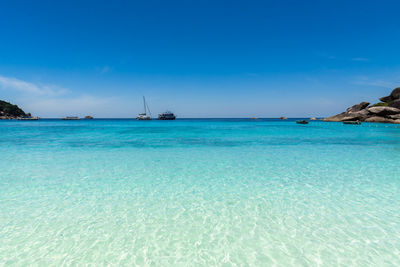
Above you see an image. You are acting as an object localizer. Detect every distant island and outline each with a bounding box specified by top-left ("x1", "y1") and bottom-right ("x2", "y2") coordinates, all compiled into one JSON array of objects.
[
  {"x1": 0, "y1": 100, "x2": 28, "y2": 119},
  {"x1": 324, "y1": 87, "x2": 400, "y2": 124}
]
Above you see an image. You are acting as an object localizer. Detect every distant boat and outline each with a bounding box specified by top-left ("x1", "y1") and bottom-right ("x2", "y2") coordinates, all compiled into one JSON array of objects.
[
  {"x1": 296, "y1": 120, "x2": 309, "y2": 124},
  {"x1": 251, "y1": 117, "x2": 258, "y2": 120},
  {"x1": 84, "y1": 115, "x2": 94, "y2": 119},
  {"x1": 136, "y1": 96, "x2": 152, "y2": 120},
  {"x1": 280, "y1": 117, "x2": 288, "y2": 120},
  {"x1": 310, "y1": 117, "x2": 317, "y2": 120},
  {"x1": 62, "y1": 116, "x2": 80, "y2": 120},
  {"x1": 158, "y1": 111, "x2": 176, "y2": 120},
  {"x1": 18, "y1": 116, "x2": 39, "y2": 120},
  {"x1": 343, "y1": 121, "x2": 361, "y2": 125}
]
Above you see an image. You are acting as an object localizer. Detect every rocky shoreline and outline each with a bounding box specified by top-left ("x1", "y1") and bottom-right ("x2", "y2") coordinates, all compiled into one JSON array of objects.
[
  {"x1": 324, "y1": 87, "x2": 400, "y2": 124},
  {"x1": 0, "y1": 100, "x2": 35, "y2": 120}
]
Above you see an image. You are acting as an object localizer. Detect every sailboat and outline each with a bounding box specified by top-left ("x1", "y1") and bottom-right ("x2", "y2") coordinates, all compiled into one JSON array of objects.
[{"x1": 136, "y1": 96, "x2": 152, "y2": 120}]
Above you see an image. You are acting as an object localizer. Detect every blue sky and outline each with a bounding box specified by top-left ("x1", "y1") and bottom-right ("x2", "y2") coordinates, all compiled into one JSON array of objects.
[{"x1": 0, "y1": 0, "x2": 400, "y2": 118}]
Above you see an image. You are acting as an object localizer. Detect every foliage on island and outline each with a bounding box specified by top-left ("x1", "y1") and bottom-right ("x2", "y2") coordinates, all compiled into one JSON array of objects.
[
  {"x1": 0, "y1": 100, "x2": 27, "y2": 117},
  {"x1": 370, "y1": 101, "x2": 391, "y2": 107}
]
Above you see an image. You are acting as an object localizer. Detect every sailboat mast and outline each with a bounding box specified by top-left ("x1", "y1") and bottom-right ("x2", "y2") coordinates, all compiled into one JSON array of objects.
[
  {"x1": 146, "y1": 102, "x2": 152, "y2": 118},
  {"x1": 143, "y1": 96, "x2": 146, "y2": 115}
]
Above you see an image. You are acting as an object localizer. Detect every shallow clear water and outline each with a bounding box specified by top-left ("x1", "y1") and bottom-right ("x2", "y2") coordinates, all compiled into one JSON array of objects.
[{"x1": 1, "y1": 119, "x2": 400, "y2": 266}]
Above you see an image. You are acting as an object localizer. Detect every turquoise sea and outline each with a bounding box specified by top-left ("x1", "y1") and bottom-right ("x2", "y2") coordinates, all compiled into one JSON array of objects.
[{"x1": 1, "y1": 119, "x2": 400, "y2": 266}]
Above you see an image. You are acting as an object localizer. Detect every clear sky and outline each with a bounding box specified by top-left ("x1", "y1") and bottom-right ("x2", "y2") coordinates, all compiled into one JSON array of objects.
[{"x1": 1, "y1": 0, "x2": 400, "y2": 118}]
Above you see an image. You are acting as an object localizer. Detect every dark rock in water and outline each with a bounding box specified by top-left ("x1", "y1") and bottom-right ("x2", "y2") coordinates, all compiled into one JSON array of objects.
[
  {"x1": 379, "y1": 95, "x2": 393, "y2": 103},
  {"x1": 342, "y1": 109, "x2": 370, "y2": 121},
  {"x1": 388, "y1": 99, "x2": 400, "y2": 109},
  {"x1": 352, "y1": 109, "x2": 370, "y2": 120},
  {"x1": 325, "y1": 87, "x2": 400, "y2": 124},
  {"x1": 367, "y1": 106, "x2": 400, "y2": 116},
  {"x1": 323, "y1": 112, "x2": 346, "y2": 122},
  {"x1": 392, "y1": 87, "x2": 400, "y2": 99},
  {"x1": 364, "y1": 116, "x2": 398, "y2": 123},
  {"x1": 346, "y1": 102, "x2": 370, "y2": 113},
  {"x1": 379, "y1": 87, "x2": 400, "y2": 102},
  {"x1": 324, "y1": 112, "x2": 365, "y2": 122},
  {"x1": 388, "y1": 114, "x2": 400, "y2": 120},
  {"x1": 323, "y1": 102, "x2": 370, "y2": 122}
]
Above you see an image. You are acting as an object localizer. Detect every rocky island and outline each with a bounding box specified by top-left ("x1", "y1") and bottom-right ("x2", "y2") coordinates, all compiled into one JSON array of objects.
[
  {"x1": 324, "y1": 87, "x2": 400, "y2": 124},
  {"x1": 0, "y1": 100, "x2": 34, "y2": 119}
]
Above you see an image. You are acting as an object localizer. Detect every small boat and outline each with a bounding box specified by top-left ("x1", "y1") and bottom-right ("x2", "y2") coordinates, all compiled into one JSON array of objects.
[
  {"x1": 251, "y1": 117, "x2": 258, "y2": 120},
  {"x1": 296, "y1": 120, "x2": 309, "y2": 124},
  {"x1": 136, "y1": 96, "x2": 152, "y2": 120},
  {"x1": 343, "y1": 121, "x2": 361, "y2": 125},
  {"x1": 310, "y1": 117, "x2": 317, "y2": 121},
  {"x1": 84, "y1": 115, "x2": 94, "y2": 119},
  {"x1": 158, "y1": 111, "x2": 176, "y2": 120},
  {"x1": 280, "y1": 117, "x2": 288, "y2": 120},
  {"x1": 62, "y1": 116, "x2": 80, "y2": 120}
]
